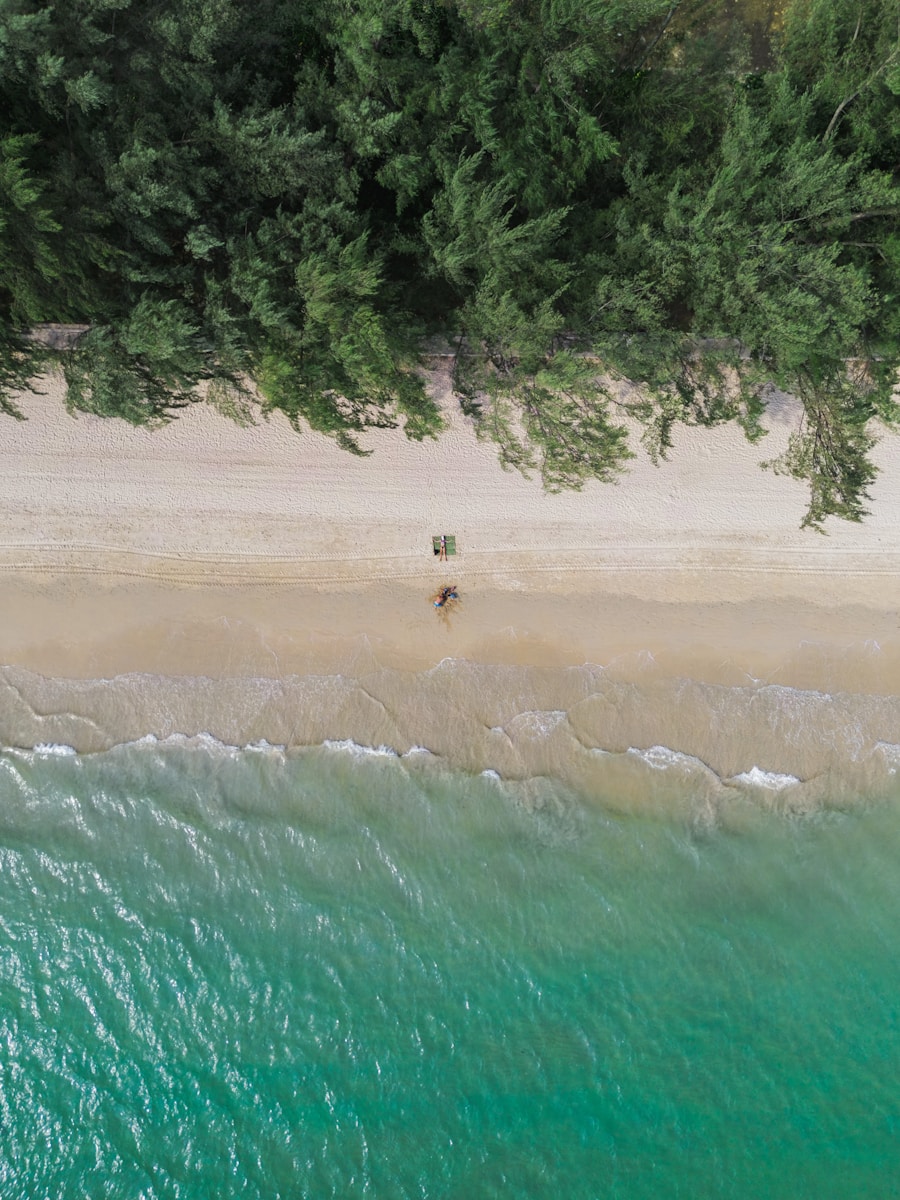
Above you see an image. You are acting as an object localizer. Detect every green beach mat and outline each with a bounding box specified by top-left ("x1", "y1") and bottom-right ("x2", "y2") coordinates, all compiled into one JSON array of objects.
[{"x1": 432, "y1": 535, "x2": 457, "y2": 555}]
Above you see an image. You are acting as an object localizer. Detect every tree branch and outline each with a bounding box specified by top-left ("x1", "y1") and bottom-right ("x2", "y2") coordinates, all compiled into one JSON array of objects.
[
  {"x1": 633, "y1": 3, "x2": 680, "y2": 72},
  {"x1": 822, "y1": 43, "x2": 900, "y2": 142}
]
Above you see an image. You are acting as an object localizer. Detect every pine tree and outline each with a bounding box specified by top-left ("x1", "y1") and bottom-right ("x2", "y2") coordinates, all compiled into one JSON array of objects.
[
  {"x1": 64, "y1": 297, "x2": 206, "y2": 423},
  {"x1": 0, "y1": 0, "x2": 897, "y2": 524}
]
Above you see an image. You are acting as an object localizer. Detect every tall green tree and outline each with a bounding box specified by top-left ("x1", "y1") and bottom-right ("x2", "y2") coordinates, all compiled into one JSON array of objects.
[
  {"x1": 584, "y1": 64, "x2": 899, "y2": 524},
  {"x1": 0, "y1": 0, "x2": 896, "y2": 522}
]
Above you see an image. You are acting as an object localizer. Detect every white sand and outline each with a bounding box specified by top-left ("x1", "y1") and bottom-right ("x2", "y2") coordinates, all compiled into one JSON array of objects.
[
  {"x1": 2, "y1": 367, "x2": 900, "y2": 590},
  {"x1": 1, "y1": 364, "x2": 898, "y2": 694}
]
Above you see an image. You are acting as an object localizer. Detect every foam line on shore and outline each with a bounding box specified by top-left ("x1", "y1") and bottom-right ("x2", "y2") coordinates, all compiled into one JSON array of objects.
[{"x1": 3, "y1": 659, "x2": 899, "y2": 814}]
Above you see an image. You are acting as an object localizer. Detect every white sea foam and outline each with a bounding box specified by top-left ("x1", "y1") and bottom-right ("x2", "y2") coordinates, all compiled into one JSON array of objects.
[
  {"x1": 506, "y1": 710, "x2": 568, "y2": 738},
  {"x1": 32, "y1": 743, "x2": 77, "y2": 757},
  {"x1": 154, "y1": 731, "x2": 243, "y2": 754},
  {"x1": 730, "y1": 767, "x2": 800, "y2": 791},
  {"x1": 322, "y1": 739, "x2": 398, "y2": 759},
  {"x1": 874, "y1": 742, "x2": 900, "y2": 775},
  {"x1": 244, "y1": 739, "x2": 287, "y2": 753},
  {"x1": 758, "y1": 683, "x2": 833, "y2": 705},
  {"x1": 122, "y1": 732, "x2": 288, "y2": 755},
  {"x1": 402, "y1": 745, "x2": 433, "y2": 758},
  {"x1": 480, "y1": 769, "x2": 502, "y2": 781},
  {"x1": 627, "y1": 745, "x2": 705, "y2": 772}
]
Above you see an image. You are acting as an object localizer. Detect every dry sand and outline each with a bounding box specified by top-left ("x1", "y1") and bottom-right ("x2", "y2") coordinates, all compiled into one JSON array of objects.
[{"x1": 0, "y1": 365, "x2": 898, "y2": 692}]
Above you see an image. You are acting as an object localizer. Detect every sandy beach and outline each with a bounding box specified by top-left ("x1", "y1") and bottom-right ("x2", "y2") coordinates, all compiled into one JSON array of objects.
[
  {"x1": 1, "y1": 366, "x2": 899, "y2": 804},
  {"x1": 4, "y1": 368, "x2": 900, "y2": 579},
  {"x1": 2, "y1": 365, "x2": 899, "y2": 664}
]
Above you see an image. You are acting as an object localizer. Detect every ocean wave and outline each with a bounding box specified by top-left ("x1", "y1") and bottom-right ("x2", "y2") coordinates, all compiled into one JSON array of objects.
[
  {"x1": 111, "y1": 732, "x2": 288, "y2": 757},
  {"x1": 873, "y1": 742, "x2": 900, "y2": 774},
  {"x1": 2, "y1": 657, "x2": 900, "y2": 811},
  {"x1": 627, "y1": 745, "x2": 711, "y2": 774},
  {"x1": 321, "y1": 739, "x2": 399, "y2": 759},
  {"x1": 505, "y1": 710, "x2": 568, "y2": 738},
  {"x1": 729, "y1": 767, "x2": 801, "y2": 791},
  {"x1": 245, "y1": 739, "x2": 288, "y2": 753},
  {"x1": 4, "y1": 731, "x2": 420, "y2": 766}
]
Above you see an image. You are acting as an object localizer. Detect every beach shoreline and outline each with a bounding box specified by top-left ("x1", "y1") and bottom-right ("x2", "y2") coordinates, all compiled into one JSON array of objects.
[{"x1": 2, "y1": 368, "x2": 899, "y2": 805}]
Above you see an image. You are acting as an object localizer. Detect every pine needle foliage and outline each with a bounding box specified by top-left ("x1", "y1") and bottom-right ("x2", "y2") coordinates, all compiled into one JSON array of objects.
[
  {"x1": 0, "y1": 0, "x2": 896, "y2": 521},
  {"x1": 64, "y1": 297, "x2": 206, "y2": 423},
  {"x1": 763, "y1": 366, "x2": 880, "y2": 529},
  {"x1": 454, "y1": 291, "x2": 633, "y2": 490}
]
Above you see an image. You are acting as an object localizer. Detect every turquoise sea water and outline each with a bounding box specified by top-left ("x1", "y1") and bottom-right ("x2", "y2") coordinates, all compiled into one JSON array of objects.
[{"x1": 1, "y1": 740, "x2": 899, "y2": 1199}]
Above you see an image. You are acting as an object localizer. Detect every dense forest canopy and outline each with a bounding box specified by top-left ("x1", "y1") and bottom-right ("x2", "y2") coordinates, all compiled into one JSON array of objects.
[{"x1": 0, "y1": 0, "x2": 898, "y2": 524}]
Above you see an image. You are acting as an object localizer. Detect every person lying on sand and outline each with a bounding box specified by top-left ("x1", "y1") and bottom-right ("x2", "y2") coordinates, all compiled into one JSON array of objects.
[{"x1": 434, "y1": 585, "x2": 459, "y2": 608}]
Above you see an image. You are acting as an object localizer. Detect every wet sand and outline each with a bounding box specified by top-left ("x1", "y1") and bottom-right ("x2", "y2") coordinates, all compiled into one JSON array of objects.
[{"x1": 1, "y1": 567, "x2": 899, "y2": 691}]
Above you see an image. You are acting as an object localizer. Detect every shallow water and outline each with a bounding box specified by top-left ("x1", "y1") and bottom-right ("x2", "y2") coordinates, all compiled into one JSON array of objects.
[
  {"x1": 1, "y1": 738, "x2": 899, "y2": 1198},
  {"x1": 3, "y1": 656, "x2": 900, "y2": 812}
]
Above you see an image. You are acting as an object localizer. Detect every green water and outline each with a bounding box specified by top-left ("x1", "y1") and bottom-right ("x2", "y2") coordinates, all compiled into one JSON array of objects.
[{"x1": 1, "y1": 740, "x2": 898, "y2": 1198}]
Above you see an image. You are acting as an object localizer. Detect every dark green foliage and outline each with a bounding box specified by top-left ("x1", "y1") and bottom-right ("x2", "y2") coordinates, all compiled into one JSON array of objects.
[
  {"x1": 453, "y1": 296, "x2": 633, "y2": 489},
  {"x1": 763, "y1": 366, "x2": 880, "y2": 529},
  {"x1": 778, "y1": 0, "x2": 900, "y2": 159},
  {"x1": 0, "y1": 326, "x2": 37, "y2": 418},
  {"x1": 0, "y1": 134, "x2": 65, "y2": 323},
  {"x1": 0, "y1": 0, "x2": 896, "y2": 522},
  {"x1": 64, "y1": 297, "x2": 206, "y2": 423},
  {"x1": 583, "y1": 40, "x2": 899, "y2": 520}
]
